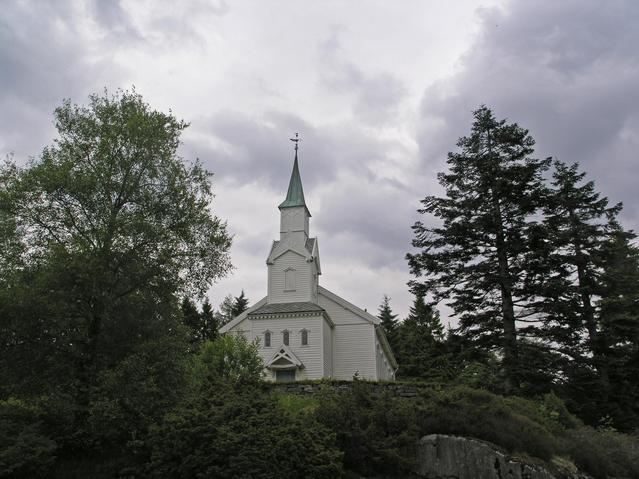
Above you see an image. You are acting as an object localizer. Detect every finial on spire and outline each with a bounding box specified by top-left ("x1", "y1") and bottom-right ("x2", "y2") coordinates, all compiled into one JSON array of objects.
[{"x1": 290, "y1": 132, "x2": 301, "y2": 156}]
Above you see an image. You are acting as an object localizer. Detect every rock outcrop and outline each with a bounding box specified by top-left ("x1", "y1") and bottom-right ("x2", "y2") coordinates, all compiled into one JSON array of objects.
[{"x1": 415, "y1": 435, "x2": 585, "y2": 479}]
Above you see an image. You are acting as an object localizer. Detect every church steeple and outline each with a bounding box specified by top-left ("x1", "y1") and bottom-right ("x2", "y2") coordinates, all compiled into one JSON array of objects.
[
  {"x1": 278, "y1": 151, "x2": 309, "y2": 212},
  {"x1": 279, "y1": 133, "x2": 310, "y2": 215},
  {"x1": 278, "y1": 135, "x2": 311, "y2": 243}
]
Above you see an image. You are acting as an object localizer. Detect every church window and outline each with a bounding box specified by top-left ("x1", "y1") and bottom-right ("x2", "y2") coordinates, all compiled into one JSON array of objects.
[
  {"x1": 264, "y1": 331, "x2": 271, "y2": 348},
  {"x1": 300, "y1": 329, "x2": 308, "y2": 346},
  {"x1": 284, "y1": 268, "x2": 296, "y2": 291},
  {"x1": 283, "y1": 330, "x2": 290, "y2": 346}
]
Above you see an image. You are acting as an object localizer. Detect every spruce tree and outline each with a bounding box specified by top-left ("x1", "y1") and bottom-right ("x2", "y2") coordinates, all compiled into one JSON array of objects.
[
  {"x1": 200, "y1": 297, "x2": 219, "y2": 341},
  {"x1": 231, "y1": 290, "x2": 249, "y2": 318},
  {"x1": 407, "y1": 106, "x2": 550, "y2": 391},
  {"x1": 394, "y1": 293, "x2": 444, "y2": 379},
  {"x1": 181, "y1": 297, "x2": 202, "y2": 343},
  {"x1": 534, "y1": 161, "x2": 639, "y2": 429},
  {"x1": 596, "y1": 225, "x2": 639, "y2": 428},
  {"x1": 536, "y1": 162, "x2": 621, "y2": 394},
  {"x1": 377, "y1": 295, "x2": 398, "y2": 347}
]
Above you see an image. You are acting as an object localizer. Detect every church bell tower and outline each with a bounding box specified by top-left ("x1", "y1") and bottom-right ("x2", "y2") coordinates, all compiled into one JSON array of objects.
[{"x1": 266, "y1": 135, "x2": 321, "y2": 304}]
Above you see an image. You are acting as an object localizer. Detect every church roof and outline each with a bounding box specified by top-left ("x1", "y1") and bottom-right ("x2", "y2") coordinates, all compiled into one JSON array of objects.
[
  {"x1": 248, "y1": 301, "x2": 325, "y2": 316},
  {"x1": 270, "y1": 238, "x2": 315, "y2": 256},
  {"x1": 278, "y1": 154, "x2": 308, "y2": 211}
]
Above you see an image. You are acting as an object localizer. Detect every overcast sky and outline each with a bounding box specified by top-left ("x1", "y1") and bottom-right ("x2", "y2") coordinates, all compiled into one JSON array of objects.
[{"x1": 2, "y1": 0, "x2": 638, "y2": 320}]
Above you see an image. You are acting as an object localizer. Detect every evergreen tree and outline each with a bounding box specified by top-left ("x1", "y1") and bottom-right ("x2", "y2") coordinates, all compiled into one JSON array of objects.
[
  {"x1": 535, "y1": 161, "x2": 622, "y2": 387},
  {"x1": 528, "y1": 160, "x2": 639, "y2": 429},
  {"x1": 377, "y1": 295, "x2": 398, "y2": 347},
  {"x1": 394, "y1": 294, "x2": 445, "y2": 379},
  {"x1": 200, "y1": 297, "x2": 219, "y2": 341},
  {"x1": 217, "y1": 294, "x2": 235, "y2": 326},
  {"x1": 181, "y1": 297, "x2": 202, "y2": 343},
  {"x1": 231, "y1": 290, "x2": 250, "y2": 318},
  {"x1": 407, "y1": 106, "x2": 550, "y2": 391},
  {"x1": 597, "y1": 225, "x2": 639, "y2": 428}
]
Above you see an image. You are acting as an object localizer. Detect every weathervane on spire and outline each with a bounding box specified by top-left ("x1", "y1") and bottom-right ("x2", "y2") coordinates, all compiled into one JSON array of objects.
[{"x1": 290, "y1": 132, "x2": 301, "y2": 155}]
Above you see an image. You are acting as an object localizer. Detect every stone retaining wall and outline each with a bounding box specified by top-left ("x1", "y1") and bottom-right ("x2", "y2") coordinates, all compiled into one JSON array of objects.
[{"x1": 270, "y1": 380, "x2": 430, "y2": 398}]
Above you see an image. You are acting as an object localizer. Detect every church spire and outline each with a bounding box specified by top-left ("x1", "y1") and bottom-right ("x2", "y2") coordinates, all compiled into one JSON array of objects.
[{"x1": 278, "y1": 133, "x2": 309, "y2": 212}]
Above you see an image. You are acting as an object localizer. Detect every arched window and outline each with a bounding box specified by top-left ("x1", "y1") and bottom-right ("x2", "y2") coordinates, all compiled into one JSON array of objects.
[
  {"x1": 283, "y1": 330, "x2": 290, "y2": 346},
  {"x1": 300, "y1": 329, "x2": 308, "y2": 346},
  {"x1": 284, "y1": 268, "x2": 296, "y2": 291},
  {"x1": 264, "y1": 331, "x2": 271, "y2": 348}
]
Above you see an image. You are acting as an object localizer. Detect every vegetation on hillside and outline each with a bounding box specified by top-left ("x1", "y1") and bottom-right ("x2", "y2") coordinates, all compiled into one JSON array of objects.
[{"x1": 1, "y1": 93, "x2": 638, "y2": 478}]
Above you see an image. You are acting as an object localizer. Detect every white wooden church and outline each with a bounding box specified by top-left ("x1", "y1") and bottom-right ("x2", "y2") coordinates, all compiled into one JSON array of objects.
[{"x1": 220, "y1": 145, "x2": 398, "y2": 382}]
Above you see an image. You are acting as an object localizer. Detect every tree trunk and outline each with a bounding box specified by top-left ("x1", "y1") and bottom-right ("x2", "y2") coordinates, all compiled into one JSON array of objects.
[
  {"x1": 487, "y1": 130, "x2": 519, "y2": 392},
  {"x1": 574, "y1": 239, "x2": 610, "y2": 394}
]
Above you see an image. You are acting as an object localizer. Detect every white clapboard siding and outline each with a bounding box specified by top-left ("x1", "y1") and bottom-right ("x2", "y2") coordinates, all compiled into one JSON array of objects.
[
  {"x1": 323, "y1": 319, "x2": 332, "y2": 377},
  {"x1": 248, "y1": 316, "x2": 325, "y2": 380},
  {"x1": 332, "y1": 323, "x2": 376, "y2": 379},
  {"x1": 318, "y1": 290, "x2": 377, "y2": 380},
  {"x1": 375, "y1": 336, "x2": 393, "y2": 380},
  {"x1": 268, "y1": 250, "x2": 313, "y2": 303}
]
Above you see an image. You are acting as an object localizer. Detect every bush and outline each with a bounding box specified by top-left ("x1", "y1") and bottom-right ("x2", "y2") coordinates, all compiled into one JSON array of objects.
[
  {"x1": 315, "y1": 381, "x2": 420, "y2": 476},
  {"x1": 414, "y1": 386, "x2": 559, "y2": 460},
  {"x1": 87, "y1": 335, "x2": 189, "y2": 446},
  {"x1": 144, "y1": 385, "x2": 342, "y2": 478},
  {"x1": 0, "y1": 398, "x2": 58, "y2": 478},
  {"x1": 564, "y1": 426, "x2": 639, "y2": 479},
  {"x1": 189, "y1": 335, "x2": 264, "y2": 388}
]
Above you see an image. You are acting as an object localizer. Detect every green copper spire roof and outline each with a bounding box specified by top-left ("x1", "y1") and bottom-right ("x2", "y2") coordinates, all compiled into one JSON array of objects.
[{"x1": 278, "y1": 151, "x2": 309, "y2": 211}]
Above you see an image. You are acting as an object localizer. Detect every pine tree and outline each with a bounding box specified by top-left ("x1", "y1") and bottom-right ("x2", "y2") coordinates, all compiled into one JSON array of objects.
[
  {"x1": 407, "y1": 106, "x2": 550, "y2": 391},
  {"x1": 377, "y1": 295, "x2": 398, "y2": 347},
  {"x1": 231, "y1": 290, "x2": 249, "y2": 318}
]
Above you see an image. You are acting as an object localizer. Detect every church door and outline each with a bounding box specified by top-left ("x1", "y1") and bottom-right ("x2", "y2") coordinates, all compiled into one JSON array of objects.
[{"x1": 275, "y1": 370, "x2": 296, "y2": 382}]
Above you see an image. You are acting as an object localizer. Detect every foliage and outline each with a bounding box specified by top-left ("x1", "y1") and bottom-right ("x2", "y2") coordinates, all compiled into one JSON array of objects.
[
  {"x1": 231, "y1": 290, "x2": 250, "y2": 318},
  {"x1": 0, "y1": 89, "x2": 233, "y2": 477},
  {"x1": 87, "y1": 333, "x2": 190, "y2": 446},
  {"x1": 563, "y1": 426, "x2": 639, "y2": 479},
  {"x1": 275, "y1": 392, "x2": 319, "y2": 415},
  {"x1": 407, "y1": 106, "x2": 550, "y2": 390},
  {"x1": 0, "y1": 398, "x2": 58, "y2": 479},
  {"x1": 415, "y1": 386, "x2": 559, "y2": 460},
  {"x1": 377, "y1": 295, "x2": 398, "y2": 346},
  {"x1": 181, "y1": 297, "x2": 219, "y2": 344},
  {"x1": 144, "y1": 385, "x2": 343, "y2": 479},
  {"x1": 0, "y1": 89, "x2": 232, "y2": 401},
  {"x1": 315, "y1": 382, "x2": 420, "y2": 476},
  {"x1": 189, "y1": 334, "x2": 264, "y2": 388},
  {"x1": 394, "y1": 293, "x2": 446, "y2": 380}
]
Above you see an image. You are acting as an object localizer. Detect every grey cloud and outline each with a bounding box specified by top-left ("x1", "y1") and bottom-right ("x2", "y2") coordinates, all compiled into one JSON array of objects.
[
  {"x1": 418, "y1": 0, "x2": 639, "y2": 231},
  {"x1": 0, "y1": 1, "x2": 124, "y2": 160},
  {"x1": 314, "y1": 175, "x2": 420, "y2": 269},
  {"x1": 318, "y1": 30, "x2": 407, "y2": 125},
  {"x1": 184, "y1": 110, "x2": 407, "y2": 192}
]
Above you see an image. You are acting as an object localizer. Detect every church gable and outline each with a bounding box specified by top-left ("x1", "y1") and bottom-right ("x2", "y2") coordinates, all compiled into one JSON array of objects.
[
  {"x1": 268, "y1": 250, "x2": 316, "y2": 303},
  {"x1": 265, "y1": 345, "x2": 304, "y2": 370}
]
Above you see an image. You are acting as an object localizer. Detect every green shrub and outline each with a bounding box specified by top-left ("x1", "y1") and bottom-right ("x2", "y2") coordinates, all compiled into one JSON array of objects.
[
  {"x1": 188, "y1": 335, "x2": 264, "y2": 389},
  {"x1": 315, "y1": 381, "x2": 420, "y2": 476},
  {"x1": 0, "y1": 398, "x2": 57, "y2": 478},
  {"x1": 414, "y1": 386, "x2": 559, "y2": 460},
  {"x1": 563, "y1": 426, "x2": 639, "y2": 479},
  {"x1": 144, "y1": 385, "x2": 342, "y2": 478},
  {"x1": 275, "y1": 392, "x2": 319, "y2": 415}
]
